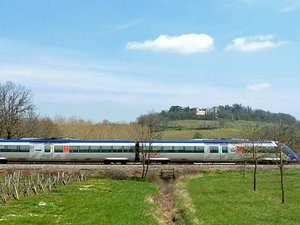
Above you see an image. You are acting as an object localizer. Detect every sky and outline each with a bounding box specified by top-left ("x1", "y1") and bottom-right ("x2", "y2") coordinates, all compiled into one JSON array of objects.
[{"x1": 0, "y1": 0, "x2": 300, "y2": 122}]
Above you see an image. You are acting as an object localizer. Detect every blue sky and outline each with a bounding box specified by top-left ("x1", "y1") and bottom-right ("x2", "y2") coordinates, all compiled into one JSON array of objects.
[{"x1": 1, "y1": 0, "x2": 300, "y2": 122}]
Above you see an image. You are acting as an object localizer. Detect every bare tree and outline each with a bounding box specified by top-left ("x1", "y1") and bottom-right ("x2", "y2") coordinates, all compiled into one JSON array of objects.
[
  {"x1": 137, "y1": 112, "x2": 163, "y2": 179},
  {"x1": 0, "y1": 81, "x2": 35, "y2": 139},
  {"x1": 239, "y1": 144, "x2": 253, "y2": 178},
  {"x1": 22, "y1": 115, "x2": 62, "y2": 138},
  {"x1": 264, "y1": 123, "x2": 299, "y2": 203},
  {"x1": 241, "y1": 123, "x2": 267, "y2": 191}
]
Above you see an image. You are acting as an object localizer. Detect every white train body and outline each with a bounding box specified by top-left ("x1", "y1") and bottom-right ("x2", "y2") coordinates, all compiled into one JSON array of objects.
[
  {"x1": 0, "y1": 139, "x2": 136, "y2": 164},
  {"x1": 140, "y1": 140, "x2": 283, "y2": 163},
  {"x1": 0, "y1": 139, "x2": 298, "y2": 163}
]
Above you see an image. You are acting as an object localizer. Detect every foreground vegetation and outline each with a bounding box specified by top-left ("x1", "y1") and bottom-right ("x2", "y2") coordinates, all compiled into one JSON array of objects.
[
  {"x1": 0, "y1": 178, "x2": 158, "y2": 225},
  {"x1": 179, "y1": 169, "x2": 300, "y2": 225},
  {"x1": 1, "y1": 168, "x2": 300, "y2": 225}
]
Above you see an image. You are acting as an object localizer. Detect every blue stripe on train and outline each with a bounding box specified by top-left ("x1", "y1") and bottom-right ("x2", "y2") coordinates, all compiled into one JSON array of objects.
[{"x1": 284, "y1": 145, "x2": 300, "y2": 161}]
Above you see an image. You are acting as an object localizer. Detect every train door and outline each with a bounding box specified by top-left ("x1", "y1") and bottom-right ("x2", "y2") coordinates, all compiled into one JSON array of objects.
[
  {"x1": 29, "y1": 143, "x2": 45, "y2": 161},
  {"x1": 208, "y1": 145, "x2": 221, "y2": 161},
  {"x1": 29, "y1": 143, "x2": 53, "y2": 161},
  {"x1": 42, "y1": 144, "x2": 53, "y2": 160},
  {"x1": 220, "y1": 145, "x2": 230, "y2": 161}
]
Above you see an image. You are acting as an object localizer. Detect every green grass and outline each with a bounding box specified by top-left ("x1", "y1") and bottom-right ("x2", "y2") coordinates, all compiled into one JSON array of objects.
[
  {"x1": 179, "y1": 169, "x2": 300, "y2": 225},
  {"x1": 167, "y1": 120, "x2": 220, "y2": 129},
  {"x1": 0, "y1": 178, "x2": 158, "y2": 225},
  {"x1": 161, "y1": 120, "x2": 274, "y2": 139},
  {"x1": 162, "y1": 119, "x2": 242, "y2": 140},
  {"x1": 162, "y1": 128, "x2": 242, "y2": 139}
]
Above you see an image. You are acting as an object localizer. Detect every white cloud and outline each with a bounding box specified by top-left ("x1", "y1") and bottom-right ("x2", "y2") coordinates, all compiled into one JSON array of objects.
[
  {"x1": 226, "y1": 34, "x2": 283, "y2": 52},
  {"x1": 126, "y1": 33, "x2": 214, "y2": 54},
  {"x1": 247, "y1": 83, "x2": 271, "y2": 91}
]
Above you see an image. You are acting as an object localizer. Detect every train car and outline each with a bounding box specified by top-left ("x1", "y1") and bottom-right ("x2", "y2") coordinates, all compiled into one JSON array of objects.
[
  {"x1": 0, "y1": 138, "x2": 298, "y2": 164},
  {"x1": 0, "y1": 139, "x2": 136, "y2": 164},
  {"x1": 140, "y1": 139, "x2": 299, "y2": 163}
]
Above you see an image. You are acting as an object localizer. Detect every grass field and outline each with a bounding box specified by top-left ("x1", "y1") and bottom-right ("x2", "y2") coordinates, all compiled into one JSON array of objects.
[
  {"x1": 178, "y1": 169, "x2": 300, "y2": 225},
  {"x1": 161, "y1": 120, "x2": 268, "y2": 140},
  {"x1": 162, "y1": 128, "x2": 243, "y2": 139},
  {"x1": 0, "y1": 178, "x2": 158, "y2": 225}
]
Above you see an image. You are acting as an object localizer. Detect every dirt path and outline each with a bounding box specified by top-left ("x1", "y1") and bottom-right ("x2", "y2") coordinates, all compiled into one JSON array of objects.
[
  {"x1": 149, "y1": 174, "x2": 202, "y2": 225},
  {"x1": 150, "y1": 178, "x2": 182, "y2": 225}
]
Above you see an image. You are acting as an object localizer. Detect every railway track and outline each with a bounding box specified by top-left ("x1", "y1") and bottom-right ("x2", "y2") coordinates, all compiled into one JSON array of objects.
[
  {"x1": 1, "y1": 162, "x2": 299, "y2": 170},
  {"x1": 1, "y1": 163, "x2": 299, "y2": 181}
]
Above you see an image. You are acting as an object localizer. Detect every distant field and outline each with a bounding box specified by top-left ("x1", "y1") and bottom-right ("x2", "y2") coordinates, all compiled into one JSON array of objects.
[
  {"x1": 161, "y1": 119, "x2": 263, "y2": 139},
  {"x1": 162, "y1": 128, "x2": 242, "y2": 139},
  {"x1": 179, "y1": 169, "x2": 300, "y2": 225},
  {"x1": 0, "y1": 178, "x2": 158, "y2": 225}
]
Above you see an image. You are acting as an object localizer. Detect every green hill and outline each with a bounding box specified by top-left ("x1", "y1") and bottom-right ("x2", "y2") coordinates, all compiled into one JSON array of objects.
[{"x1": 161, "y1": 120, "x2": 268, "y2": 140}]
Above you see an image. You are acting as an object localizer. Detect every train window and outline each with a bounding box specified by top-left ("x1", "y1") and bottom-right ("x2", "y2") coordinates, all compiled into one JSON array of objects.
[
  {"x1": 54, "y1": 146, "x2": 63, "y2": 153},
  {"x1": 112, "y1": 146, "x2": 123, "y2": 152},
  {"x1": 70, "y1": 146, "x2": 79, "y2": 153},
  {"x1": 1, "y1": 145, "x2": 6, "y2": 152},
  {"x1": 123, "y1": 146, "x2": 132, "y2": 152},
  {"x1": 162, "y1": 146, "x2": 174, "y2": 152},
  {"x1": 90, "y1": 146, "x2": 101, "y2": 152},
  {"x1": 44, "y1": 145, "x2": 51, "y2": 153},
  {"x1": 101, "y1": 146, "x2": 112, "y2": 152},
  {"x1": 6, "y1": 145, "x2": 19, "y2": 152},
  {"x1": 19, "y1": 145, "x2": 30, "y2": 152},
  {"x1": 195, "y1": 146, "x2": 205, "y2": 153},
  {"x1": 5, "y1": 145, "x2": 30, "y2": 152},
  {"x1": 142, "y1": 145, "x2": 151, "y2": 151},
  {"x1": 79, "y1": 146, "x2": 90, "y2": 152},
  {"x1": 221, "y1": 146, "x2": 228, "y2": 153},
  {"x1": 185, "y1": 146, "x2": 195, "y2": 152},
  {"x1": 209, "y1": 146, "x2": 219, "y2": 153},
  {"x1": 174, "y1": 146, "x2": 185, "y2": 152}
]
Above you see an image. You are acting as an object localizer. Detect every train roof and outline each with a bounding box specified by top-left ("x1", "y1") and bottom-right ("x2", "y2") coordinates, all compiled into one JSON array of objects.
[
  {"x1": 0, "y1": 138, "x2": 276, "y2": 145},
  {"x1": 0, "y1": 139, "x2": 135, "y2": 144},
  {"x1": 140, "y1": 139, "x2": 276, "y2": 144}
]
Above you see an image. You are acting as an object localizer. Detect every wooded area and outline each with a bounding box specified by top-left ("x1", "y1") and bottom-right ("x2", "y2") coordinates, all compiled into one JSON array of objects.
[{"x1": 159, "y1": 104, "x2": 298, "y2": 124}]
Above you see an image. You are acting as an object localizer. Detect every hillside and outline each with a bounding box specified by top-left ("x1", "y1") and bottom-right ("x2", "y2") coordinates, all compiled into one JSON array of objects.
[
  {"x1": 161, "y1": 120, "x2": 269, "y2": 139},
  {"x1": 158, "y1": 104, "x2": 298, "y2": 125}
]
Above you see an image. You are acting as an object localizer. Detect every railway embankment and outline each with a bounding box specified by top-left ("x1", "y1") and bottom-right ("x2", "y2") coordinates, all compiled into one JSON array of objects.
[{"x1": 1, "y1": 163, "x2": 299, "y2": 178}]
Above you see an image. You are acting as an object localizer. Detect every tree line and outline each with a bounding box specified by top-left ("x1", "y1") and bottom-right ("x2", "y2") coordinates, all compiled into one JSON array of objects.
[
  {"x1": 158, "y1": 104, "x2": 298, "y2": 125},
  {"x1": 0, "y1": 81, "x2": 153, "y2": 140}
]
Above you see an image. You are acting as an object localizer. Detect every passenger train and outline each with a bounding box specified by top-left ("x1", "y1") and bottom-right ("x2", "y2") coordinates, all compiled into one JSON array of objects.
[{"x1": 0, "y1": 138, "x2": 299, "y2": 164}]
